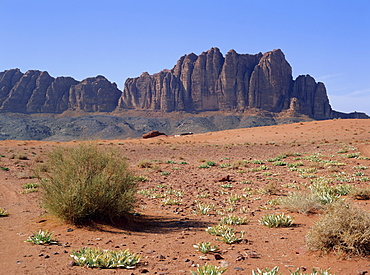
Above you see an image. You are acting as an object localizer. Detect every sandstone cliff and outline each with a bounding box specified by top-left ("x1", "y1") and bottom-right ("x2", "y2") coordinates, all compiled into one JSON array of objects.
[
  {"x1": 0, "y1": 48, "x2": 367, "y2": 121},
  {"x1": 119, "y1": 48, "x2": 335, "y2": 120},
  {"x1": 0, "y1": 70, "x2": 121, "y2": 113}
]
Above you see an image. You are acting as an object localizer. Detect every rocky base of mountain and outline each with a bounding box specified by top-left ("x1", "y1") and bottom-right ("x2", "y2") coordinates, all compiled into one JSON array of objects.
[{"x1": 0, "y1": 112, "x2": 314, "y2": 141}]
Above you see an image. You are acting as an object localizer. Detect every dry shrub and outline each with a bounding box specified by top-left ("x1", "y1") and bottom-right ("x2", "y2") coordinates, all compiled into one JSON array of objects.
[
  {"x1": 349, "y1": 187, "x2": 370, "y2": 200},
  {"x1": 306, "y1": 201, "x2": 370, "y2": 256},
  {"x1": 38, "y1": 144, "x2": 137, "y2": 224},
  {"x1": 280, "y1": 192, "x2": 323, "y2": 214},
  {"x1": 137, "y1": 159, "x2": 153, "y2": 168}
]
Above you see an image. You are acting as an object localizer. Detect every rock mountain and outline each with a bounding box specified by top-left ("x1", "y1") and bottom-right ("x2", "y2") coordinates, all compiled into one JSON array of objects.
[
  {"x1": 122, "y1": 48, "x2": 334, "y2": 119},
  {"x1": 0, "y1": 48, "x2": 367, "y2": 140},
  {"x1": 0, "y1": 48, "x2": 367, "y2": 120}
]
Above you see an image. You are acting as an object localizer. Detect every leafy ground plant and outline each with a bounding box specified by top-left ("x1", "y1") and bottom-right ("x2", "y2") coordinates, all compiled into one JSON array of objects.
[
  {"x1": 26, "y1": 230, "x2": 57, "y2": 245},
  {"x1": 219, "y1": 215, "x2": 247, "y2": 225},
  {"x1": 252, "y1": 266, "x2": 281, "y2": 275},
  {"x1": 290, "y1": 268, "x2": 333, "y2": 275},
  {"x1": 37, "y1": 144, "x2": 137, "y2": 224},
  {"x1": 306, "y1": 201, "x2": 370, "y2": 256},
  {"x1": 193, "y1": 242, "x2": 219, "y2": 254},
  {"x1": 190, "y1": 263, "x2": 227, "y2": 275},
  {"x1": 70, "y1": 247, "x2": 141, "y2": 268},
  {"x1": 259, "y1": 213, "x2": 294, "y2": 228},
  {"x1": 0, "y1": 207, "x2": 8, "y2": 217}
]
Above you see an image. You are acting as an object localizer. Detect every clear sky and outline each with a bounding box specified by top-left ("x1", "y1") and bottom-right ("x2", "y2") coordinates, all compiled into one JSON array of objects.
[{"x1": 0, "y1": 0, "x2": 369, "y2": 115}]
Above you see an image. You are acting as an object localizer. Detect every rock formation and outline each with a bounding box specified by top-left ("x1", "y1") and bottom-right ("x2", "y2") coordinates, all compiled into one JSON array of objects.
[
  {"x1": 0, "y1": 47, "x2": 367, "y2": 120},
  {"x1": 119, "y1": 48, "x2": 337, "y2": 119},
  {"x1": 0, "y1": 70, "x2": 121, "y2": 113}
]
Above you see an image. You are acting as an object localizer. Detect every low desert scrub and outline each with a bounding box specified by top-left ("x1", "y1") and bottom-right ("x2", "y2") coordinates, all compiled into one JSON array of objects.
[
  {"x1": 137, "y1": 159, "x2": 153, "y2": 168},
  {"x1": 219, "y1": 215, "x2": 248, "y2": 225},
  {"x1": 0, "y1": 207, "x2": 9, "y2": 217},
  {"x1": 290, "y1": 268, "x2": 333, "y2": 275},
  {"x1": 161, "y1": 198, "x2": 181, "y2": 205},
  {"x1": 206, "y1": 225, "x2": 244, "y2": 244},
  {"x1": 252, "y1": 266, "x2": 280, "y2": 275},
  {"x1": 279, "y1": 192, "x2": 323, "y2": 214},
  {"x1": 21, "y1": 182, "x2": 39, "y2": 193},
  {"x1": 37, "y1": 144, "x2": 137, "y2": 224},
  {"x1": 70, "y1": 247, "x2": 141, "y2": 269},
  {"x1": 193, "y1": 242, "x2": 219, "y2": 254},
  {"x1": 259, "y1": 213, "x2": 294, "y2": 228},
  {"x1": 190, "y1": 263, "x2": 227, "y2": 275},
  {"x1": 306, "y1": 201, "x2": 370, "y2": 256},
  {"x1": 26, "y1": 230, "x2": 57, "y2": 245},
  {"x1": 349, "y1": 187, "x2": 370, "y2": 200},
  {"x1": 195, "y1": 202, "x2": 215, "y2": 215}
]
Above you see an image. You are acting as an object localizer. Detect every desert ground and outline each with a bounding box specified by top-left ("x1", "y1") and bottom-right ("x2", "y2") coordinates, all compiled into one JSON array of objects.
[{"x1": 1, "y1": 118, "x2": 370, "y2": 275}]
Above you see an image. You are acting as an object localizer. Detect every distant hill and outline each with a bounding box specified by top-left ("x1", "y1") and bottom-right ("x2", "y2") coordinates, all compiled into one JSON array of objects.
[{"x1": 0, "y1": 48, "x2": 367, "y2": 140}]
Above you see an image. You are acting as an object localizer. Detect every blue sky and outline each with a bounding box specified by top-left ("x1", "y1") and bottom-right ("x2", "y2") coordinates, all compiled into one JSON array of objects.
[{"x1": 0, "y1": 0, "x2": 369, "y2": 115}]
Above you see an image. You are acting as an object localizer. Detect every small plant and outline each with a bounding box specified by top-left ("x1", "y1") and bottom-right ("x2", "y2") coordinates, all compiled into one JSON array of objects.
[
  {"x1": 26, "y1": 230, "x2": 57, "y2": 245},
  {"x1": 70, "y1": 247, "x2": 141, "y2": 268},
  {"x1": 198, "y1": 164, "x2": 210, "y2": 169},
  {"x1": 344, "y1": 153, "x2": 360, "y2": 158},
  {"x1": 166, "y1": 160, "x2": 176, "y2": 164},
  {"x1": 160, "y1": 171, "x2": 170, "y2": 175},
  {"x1": 0, "y1": 207, "x2": 9, "y2": 217},
  {"x1": 137, "y1": 159, "x2": 153, "y2": 168},
  {"x1": 353, "y1": 165, "x2": 368, "y2": 170},
  {"x1": 161, "y1": 198, "x2": 181, "y2": 205},
  {"x1": 206, "y1": 224, "x2": 233, "y2": 236},
  {"x1": 219, "y1": 215, "x2": 247, "y2": 225},
  {"x1": 0, "y1": 167, "x2": 9, "y2": 171},
  {"x1": 190, "y1": 263, "x2": 227, "y2": 275},
  {"x1": 21, "y1": 182, "x2": 39, "y2": 193},
  {"x1": 252, "y1": 266, "x2": 281, "y2": 275},
  {"x1": 179, "y1": 161, "x2": 188, "y2": 165},
  {"x1": 217, "y1": 229, "x2": 244, "y2": 244},
  {"x1": 221, "y1": 183, "x2": 233, "y2": 188},
  {"x1": 226, "y1": 194, "x2": 242, "y2": 203},
  {"x1": 195, "y1": 203, "x2": 214, "y2": 215},
  {"x1": 259, "y1": 213, "x2": 294, "y2": 228},
  {"x1": 133, "y1": 175, "x2": 149, "y2": 182},
  {"x1": 193, "y1": 242, "x2": 219, "y2": 254},
  {"x1": 272, "y1": 161, "x2": 287, "y2": 166},
  {"x1": 290, "y1": 268, "x2": 333, "y2": 275},
  {"x1": 306, "y1": 201, "x2": 370, "y2": 256},
  {"x1": 206, "y1": 161, "x2": 216, "y2": 166}
]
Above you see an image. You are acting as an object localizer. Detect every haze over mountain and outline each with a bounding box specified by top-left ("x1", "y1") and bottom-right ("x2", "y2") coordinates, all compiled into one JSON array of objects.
[{"x1": 0, "y1": 48, "x2": 367, "y2": 141}]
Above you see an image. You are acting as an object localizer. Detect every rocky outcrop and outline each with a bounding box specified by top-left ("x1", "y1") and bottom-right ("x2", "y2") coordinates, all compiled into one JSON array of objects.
[
  {"x1": 119, "y1": 48, "x2": 335, "y2": 119},
  {"x1": 0, "y1": 70, "x2": 121, "y2": 113},
  {"x1": 0, "y1": 48, "x2": 367, "y2": 120}
]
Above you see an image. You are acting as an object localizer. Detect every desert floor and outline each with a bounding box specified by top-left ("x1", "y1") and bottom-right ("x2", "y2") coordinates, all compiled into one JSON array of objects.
[{"x1": 1, "y1": 119, "x2": 370, "y2": 275}]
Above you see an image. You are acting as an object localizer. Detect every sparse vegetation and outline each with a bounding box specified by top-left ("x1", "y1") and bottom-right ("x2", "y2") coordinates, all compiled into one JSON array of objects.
[
  {"x1": 0, "y1": 207, "x2": 9, "y2": 217},
  {"x1": 193, "y1": 242, "x2": 219, "y2": 254},
  {"x1": 306, "y1": 201, "x2": 370, "y2": 256},
  {"x1": 37, "y1": 144, "x2": 137, "y2": 224},
  {"x1": 26, "y1": 230, "x2": 57, "y2": 245},
  {"x1": 190, "y1": 264, "x2": 227, "y2": 275},
  {"x1": 259, "y1": 213, "x2": 294, "y2": 228},
  {"x1": 70, "y1": 247, "x2": 141, "y2": 268}
]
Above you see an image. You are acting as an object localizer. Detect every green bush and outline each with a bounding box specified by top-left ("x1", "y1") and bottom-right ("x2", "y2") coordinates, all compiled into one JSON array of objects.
[
  {"x1": 306, "y1": 201, "x2": 370, "y2": 256},
  {"x1": 38, "y1": 144, "x2": 137, "y2": 224}
]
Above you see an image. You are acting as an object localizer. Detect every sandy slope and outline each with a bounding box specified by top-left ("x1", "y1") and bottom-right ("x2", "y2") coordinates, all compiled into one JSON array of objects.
[{"x1": 0, "y1": 119, "x2": 369, "y2": 275}]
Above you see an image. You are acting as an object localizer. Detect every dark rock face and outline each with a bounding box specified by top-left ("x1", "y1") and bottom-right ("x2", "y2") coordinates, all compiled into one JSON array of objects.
[
  {"x1": 0, "y1": 70, "x2": 121, "y2": 113},
  {"x1": 0, "y1": 48, "x2": 367, "y2": 121},
  {"x1": 119, "y1": 48, "x2": 335, "y2": 119}
]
